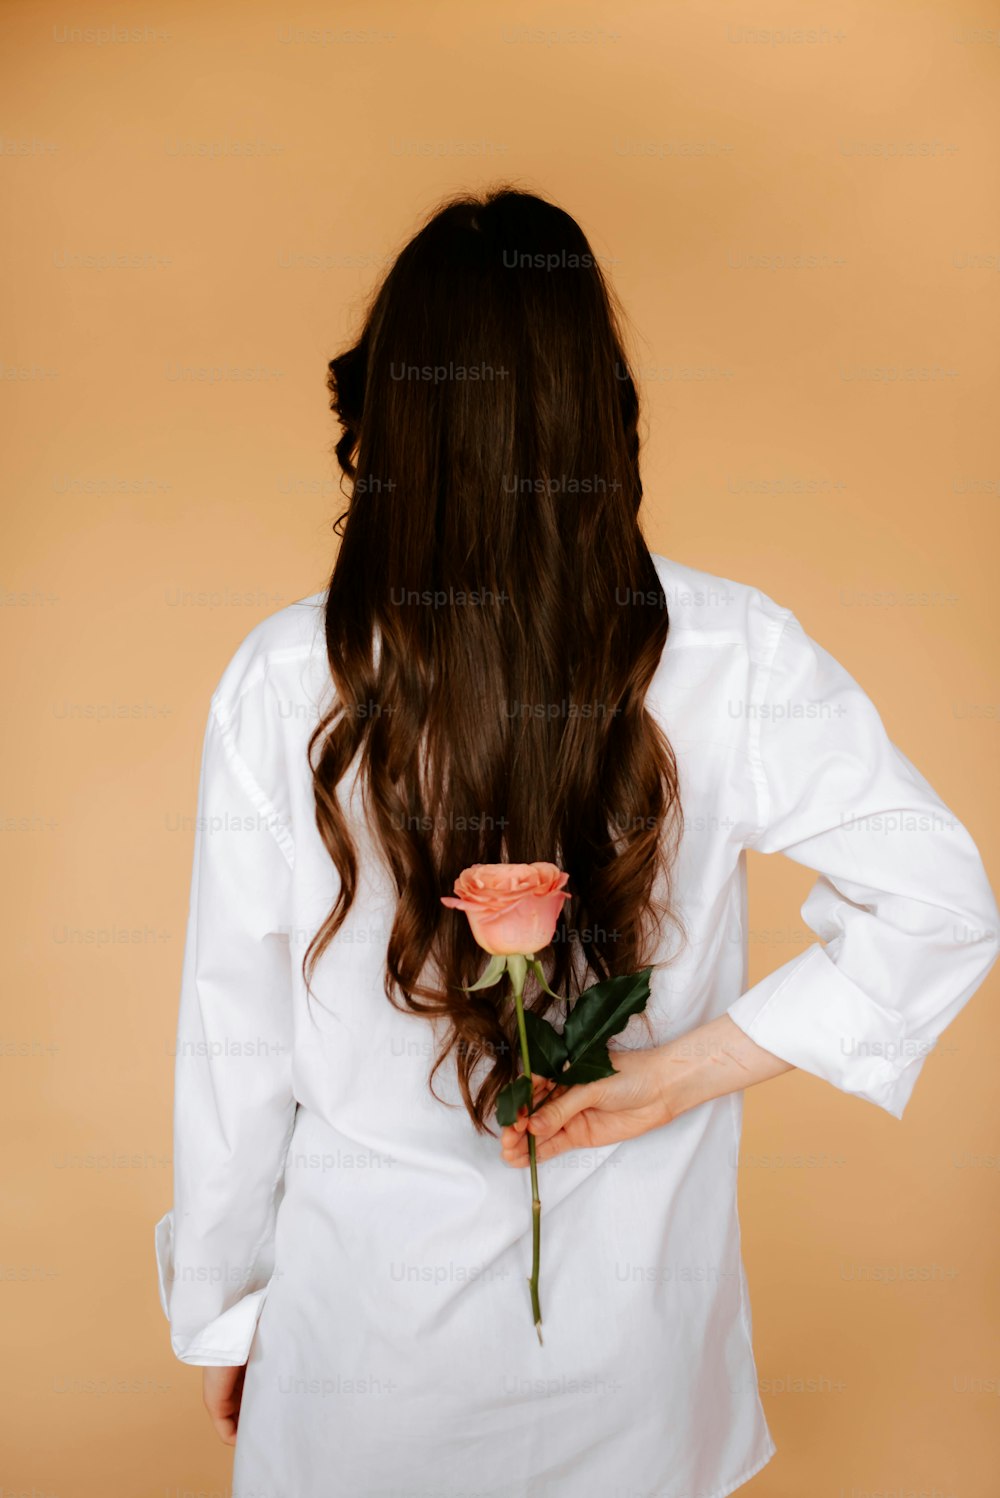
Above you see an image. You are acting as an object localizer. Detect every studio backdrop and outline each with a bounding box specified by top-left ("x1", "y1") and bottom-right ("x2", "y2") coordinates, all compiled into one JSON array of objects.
[{"x1": 2, "y1": 2, "x2": 997, "y2": 1494}]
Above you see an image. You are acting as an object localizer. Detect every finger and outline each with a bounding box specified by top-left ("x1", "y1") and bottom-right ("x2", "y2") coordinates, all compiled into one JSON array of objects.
[
  {"x1": 208, "y1": 1411, "x2": 238, "y2": 1445},
  {"x1": 532, "y1": 1078, "x2": 566, "y2": 1104},
  {"x1": 500, "y1": 1123, "x2": 529, "y2": 1153},
  {"x1": 502, "y1": 1119, "x2": 582, "y2": 1166},
  {"x1": 502, "y1": 1130, "x2": 564, "y2": 1166},
  {"x1": 531, "y1": 1130, "x2": 577, "y2": 1163},
  {"x1": 526, "y1": 1079, "x2": 602, "y2": 1142},
  {"x1": 505, "y1": 1078, "x2": 569, "y2": 1144},
  {"x1": 510, "y1": 1078, "x2": 563, "y2": 1133},
  {"x1": 527, "y1": 1076, "x2": 554, "y2": 1109},
  {"x1": 532, "y1": 1072, "x2": 567, "y2": 1091}
]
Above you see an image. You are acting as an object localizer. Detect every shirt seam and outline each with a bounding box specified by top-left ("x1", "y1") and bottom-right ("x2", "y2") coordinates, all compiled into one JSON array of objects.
[
  {"x1": 208, "y1": 696, "x2": 296, "y2": 871},
  {"x1": 214, "y1": 641, "x2": 319, "y2": 719},
  {"x1": 746, "y1": 608, "x2": 796, "y2": 844},
  {"x1": 726, "y1": 1093, "x2": 777, "y2": 1469}
]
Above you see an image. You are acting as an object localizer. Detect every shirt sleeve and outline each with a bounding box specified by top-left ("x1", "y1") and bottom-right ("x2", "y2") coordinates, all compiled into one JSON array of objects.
[
  {"x1": 725, "y1": 609, "x2": 999, "y2": 1120},
  {"x1": 154, "y1": 692, "x2": 298, "y2": 1365}
]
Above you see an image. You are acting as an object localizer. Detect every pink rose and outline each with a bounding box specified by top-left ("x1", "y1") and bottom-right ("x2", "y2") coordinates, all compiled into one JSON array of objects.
[{"x1": 441, "y1": 862, "x2": 571, "y2": 956}]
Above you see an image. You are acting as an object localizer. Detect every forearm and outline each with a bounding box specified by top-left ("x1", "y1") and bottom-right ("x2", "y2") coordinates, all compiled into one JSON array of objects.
[{"x1": 654, "y1": 1014, "x2": 795, "y2": 1120}]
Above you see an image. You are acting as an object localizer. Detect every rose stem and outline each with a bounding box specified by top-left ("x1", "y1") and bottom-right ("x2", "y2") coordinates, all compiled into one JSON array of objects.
[{"x1": 509, "y1": 958, "x2": 543, "y2": 1345}]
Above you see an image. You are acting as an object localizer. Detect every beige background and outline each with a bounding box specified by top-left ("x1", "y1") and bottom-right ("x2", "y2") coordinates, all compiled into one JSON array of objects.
[{"x1": 2, "y1": 1, "x2": 998, "y2": 1492}]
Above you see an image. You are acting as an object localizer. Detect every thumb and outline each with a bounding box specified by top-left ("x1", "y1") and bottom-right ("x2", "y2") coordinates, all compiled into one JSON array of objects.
[{"x1": 527, "y1": 1079, "x2": 603, "y2": 1141}]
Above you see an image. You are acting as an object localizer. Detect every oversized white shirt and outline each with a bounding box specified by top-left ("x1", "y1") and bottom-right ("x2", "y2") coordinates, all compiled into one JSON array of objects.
[{"x1": 154, "y1": 552, "x2": 998, "y2": 1498}]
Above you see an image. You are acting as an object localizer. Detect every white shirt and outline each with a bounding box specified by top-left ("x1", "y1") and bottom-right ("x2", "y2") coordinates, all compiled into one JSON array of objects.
[{"x1": 155, "y1": 552, "x2": 998, "y2": 1498}]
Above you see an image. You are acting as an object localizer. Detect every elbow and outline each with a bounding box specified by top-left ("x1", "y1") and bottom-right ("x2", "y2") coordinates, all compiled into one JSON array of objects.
[
  {"x1": 944, "y1": 838, "x2": 1000, "y2": 980},
  {"x1": 975, "y1": 925, "x2": 1000, "y2": 986},
  {"x1": 955, "y1": 879, "x2": 1000, "y2": 983}
]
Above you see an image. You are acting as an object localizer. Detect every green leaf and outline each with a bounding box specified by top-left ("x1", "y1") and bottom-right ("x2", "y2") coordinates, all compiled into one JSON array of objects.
[
  {"x1": 559, "y1": 967, "x2": 653, "y2": 1086},
  {"x1": 496, "y1": 1073, "x2": 533, "y2": 1127},
  {"x1": 464, "y1": 953, "x2": 508, "y2": 992},
  {"x1": 556, "y1": 1045, "x2": 618, "y2": 1087},
  {"x1": 523, "y1": 1009, "x2": 569, "y2": 1080}
]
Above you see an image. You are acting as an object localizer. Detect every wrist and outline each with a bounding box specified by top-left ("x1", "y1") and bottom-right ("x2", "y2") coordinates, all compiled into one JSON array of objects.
[
  {"x1": 652, "y1": 1032, "x2": 718, "y2": 1122},
  {"x1": 653, "y1": 1013, "x2": 795, "y2": 1123}
]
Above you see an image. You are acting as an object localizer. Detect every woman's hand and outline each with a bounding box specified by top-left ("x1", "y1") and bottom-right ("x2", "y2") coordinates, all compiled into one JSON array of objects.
[
  {"x1": 500, "y1": 1015, "x2": 794, "y2": 1166},
  {"x1": 500, "y1": 1047, "x2": 674, "y2": 1166},
  {"x1": 202, "y1": 1363, "x2": 246, "y2": 1445}
]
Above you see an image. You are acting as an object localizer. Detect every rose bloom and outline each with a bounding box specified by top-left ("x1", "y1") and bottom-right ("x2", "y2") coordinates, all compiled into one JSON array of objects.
[{"x1": 441, "y1": 862, "x2": 571, "y2": 955}]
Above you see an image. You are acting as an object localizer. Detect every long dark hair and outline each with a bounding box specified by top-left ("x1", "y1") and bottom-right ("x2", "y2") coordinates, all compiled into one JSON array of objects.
[{"x1": 303, "y1": 184, "x2": 684, "y2": 1134}]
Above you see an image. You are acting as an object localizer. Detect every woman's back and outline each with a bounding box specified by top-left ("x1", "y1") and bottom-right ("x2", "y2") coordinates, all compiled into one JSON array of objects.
[{"x1": 156, "y1": 547, "x2": 997, "y2": 1495}]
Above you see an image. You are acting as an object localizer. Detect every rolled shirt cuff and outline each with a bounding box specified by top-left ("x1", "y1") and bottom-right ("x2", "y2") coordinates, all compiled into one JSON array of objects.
[
  {"x1": 725, "y1": 943, "x2": 925, "y2": 1120},
  {"x1": 154, "y1": 1210, "x2": 271, "y2": 1366}
]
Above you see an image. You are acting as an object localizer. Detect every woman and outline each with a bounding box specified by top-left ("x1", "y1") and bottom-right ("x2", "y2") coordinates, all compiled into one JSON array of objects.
[{"x1": 155, "y1": 187, "x2": 998, "y2": 1497}]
